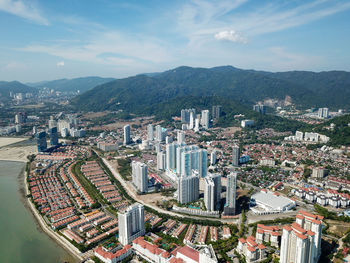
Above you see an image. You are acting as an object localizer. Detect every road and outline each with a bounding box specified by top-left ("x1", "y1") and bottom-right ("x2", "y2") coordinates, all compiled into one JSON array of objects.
[{"x1": 100, "y1": 155, "x2": 236, "y2": 223}]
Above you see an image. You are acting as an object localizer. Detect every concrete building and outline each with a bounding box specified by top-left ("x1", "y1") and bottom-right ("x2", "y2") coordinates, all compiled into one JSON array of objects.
[
  {"x1": 201, "y1": 110, "x2": 210, "y2": 129},
  {"x1": 36, "y1": 131, "x2": 47, "y2": 152},
  {"x1": 178, "y1": 175, "x2": 199, "y2": 204},
  {"x1": 49, "y1": 127, "x2": 59, "y2": 146},
  {"x1": 118, "y1": 203, "x2": 145, "y2": 245},
  {"x1": 181, "y1": 108, "x2": 196, "y2": 123},
  {"x1": 253, "y1": 104, "x2": 266, "y2": 115},
  {"x1": 312, "y1": 168, "x2": 328, "y2": 178},
  {"x1": 232, "y1": 145, "x2": 240, "y2": 167},
  {"x1": 210, "y1": 151, "x2": 217, "y2": 165},
  {"x1": 224, "y1": 172, "x2": 237, "y2": 215},
  {"x1": 97, "y1": 142, "x2": 118, "y2": 152},
  {"x1": 255, "y1": 224, "x2": 281, "y2": 247},
  {"x1": 237, "y1": 236, "x2": 266, "y2": 263},
  {"x1": 250, "y1": 190, "x2": 296, "y2": 215},
  {"x1": 318, "y1": 107, "x2": 329, "y2": 119},
  {"x1": 157, "y1": 151, "x2": 166, "y2": 171},
  {"x1": 212, "y1": 105, "x2": 222, "y2": 119},
  {"x1": 156, "y1": 125, "x2": 167, "y2": 142},
  {"x1": 131, "y1": 161, "x2": 148, "y2": 193},
  {"x1": 177, "y1": 131, "x2": 185, "y2": 144},
  {"x1": 147, "y1": 124, "x2": 154, "y2": 141},
  {"x1": 204, "y1": 174, "x2": 221, "y2": 211},
  {"x1": 241, "y1": 119, "x2": 254, "y2": 128},
  {"x1": 280, "y1": 210, "x2": 323, "y2": 263},
  {"x1": 123, "y1": 124, "x2": 131, "y2": 145}
]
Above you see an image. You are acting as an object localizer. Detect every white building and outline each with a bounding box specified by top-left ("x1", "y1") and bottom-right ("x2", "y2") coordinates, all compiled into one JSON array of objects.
[
  {"x1": 147, "y1": 124, "x2": 154, "y2": 141},
  {"x1": 118, "y1": 203, "x2": 145, "y2": 245},
  {"x1": 123, "y1": 124, "x2": 131, "y2": 145},
  {"x1": 201, "y1": 110, "x2": 210, "y2": 129},
  {"x1": 210, "y1": 151, "x2": 217, "y2": 165},
  {"x1": 241, "y1": 119, "x2": 254, "y2": 128},
  {"x1": 224, "y1": 172, "x2": 237, "y2": 215},
  {"x1": 232, "y1": 145, "x2": 240, "y2": 167},
  {"x1": 131, "y1": 161, "x2": 148, "y2": 193},
  {"x1": 204, "y1": 174, "x2": 221, "y2": 211},
  {"x1": 178, "y1": 175, "x2": 199, "y2": 204},
  {"x1": 157, "y1": 152, "x2": 166, "y2": 171}
]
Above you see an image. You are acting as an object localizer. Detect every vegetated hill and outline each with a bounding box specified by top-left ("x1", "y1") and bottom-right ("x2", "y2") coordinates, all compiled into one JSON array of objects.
[
  {"x1": 316, "y1": 114, "x2": 350, "y2": 146},
  {"x1": 71, "y1": 66, "x2": 350, "y2": 114},
  {"x1": 270, "y1": 70, "x2": 350, "y2": 109},
  {"x1": 27, "y1": 76, "x2": 115, "y2": 93},
  {"x1": 0, "y1": 81, "x2": 37, "y2": 101}
]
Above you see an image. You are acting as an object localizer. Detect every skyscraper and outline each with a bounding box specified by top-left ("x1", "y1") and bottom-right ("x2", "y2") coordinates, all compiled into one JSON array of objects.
[
  {"x1": 189, "y1": 111, "x2": 195, "y2": 129},
  {"x1": 201, "y1": 110, "x2": 210, "y2": 129},
  {"x1": 177, "y1": 131, "x2": 185, "y2": 144},
  {"x1": 225, "y1": 172, "x2": 237, "y2": 215},
  {"x1": 210, "y1": 151, "x2": 217, "y2": 165},
  {"x1": 147, "y1": 124, "x2": 154, "y2": 141},
  {"x1": 155, "y1": 125, "x2": 167, "y2": 142},
  {"x1": 131, "y1": 161, "x2": 148, "y2": 193},
  {"x1": 232, "y1": 145, "x2": 240, "y2": 166},
  {"x1": 253, "y1": 104, "x2": 266, "y2": 115},
  {"x1": 36, "y1": 131, "x2": 47, "y2": 152},
  {"x1": 212, "y1": 105, "x2": 222, "y2": 119},
  {"x1": 157, "y1": 151, "x2": 166, "y2": 170},
  {"x1": 166, "y1": 142, "x2": 178, "y2": 171},
  {"x1": 280, "y1": 210, "x2": 323, "y2": 263},
  {"x1": 204, "y1": 174, "x2": 221, "y2": 211},
  {"x1": 118, "y1": 203, "x2": 145, "y2": 245},
  {"x1": 318, "y1": 107, "x2": 329, "y2": 119},
  {"x1": 123, "y1": 124, "x2": 131, "y2": 145},
  {"x1": 177, "y1": 175, "x2": 199, "y2": 204},
  {"x1": 181, "y1": 109, "x2": 196, "y2": 123},
  {"x1": 49, "y1": 127, "x2": 59, "y2": 146}
]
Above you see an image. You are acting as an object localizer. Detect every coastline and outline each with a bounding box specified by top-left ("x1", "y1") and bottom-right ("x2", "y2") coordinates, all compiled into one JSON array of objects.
[
  {"x1": 0, "y1": 143, "x2": 85, "y2": 262},
  {"x1": 21, "y1": 163, "x2": 84, "y2": 262}
]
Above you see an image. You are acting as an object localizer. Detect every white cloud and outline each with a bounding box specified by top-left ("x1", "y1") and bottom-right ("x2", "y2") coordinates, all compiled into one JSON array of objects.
[
  {"x1": 4, "y1": 61, "x2": 27, "y2": 70},
  {"x1": 214, "y1": 30, "x2": 247, "y2": 43},
  {"x1": 0, "y1": 0, "x2": 48, "y2": 25},
  {"x1": 56, "y1": 61, "x2": 64, "y2": 67}
]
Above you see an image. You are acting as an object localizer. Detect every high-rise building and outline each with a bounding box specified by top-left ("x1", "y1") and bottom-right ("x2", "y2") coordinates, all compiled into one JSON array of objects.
[
  {"x1": 204, "y1": 174, "x2": 221, "y2": 211},
  {"x1": 15, "y1": 124, "x2": 21, "y2": 133},
  {"x1": 32, "y1": 126, "x2": 37, "y2": 135},
  {"x1": 280, "y1": 210, "x2": 323, "y2": 263},
  {"x1": 123, "y1": 124, "x2": 131, "y2": 145},
  {"x1": 212, "y1": 105, "x2": 222, "y2": 119},
  {"x1": 49, "y1": 127, "x2": 59, "y2": 146},
  {"x1": 131, "y1": 161, "x2": 148, "y2": 193},
  {"x1": 210, "y1": 151, "x2": 217, "y2": 165},
  {"x1": 157, "y1": 151, "x2": 166, "y2": 170},
  {"x1": 155, "y1": 125, "x2": 167, "y2": 142},
  {"x1": 118, "y1": 203, "x2": 145, "y2": 245},
  {"x1": 194, "y1": 118, "x2": 200, "y2": 132},
  {"x1": 177, "y1": 131, "x2": 185, "y2": 144},
  {"x1": 36, "y1": 131, "x2": 47, "y2": 152},
  {"x1": 201, "y1": 110, "x2": 210, "y2": 129},
  {"x1": 166, "y1": 142, "x2": 179, "y2": 171},
  {"x1": 147, "y1": 124, "x2": 154, "y2": 141},
  {"x1": 179, "y1": 148, "x2": 207, "y2": 178},
  {"x1": 253, "y1": 104, "x2": 266, "y2": 114},
  {"x1": 15, "y1": 114, "x2": 23, "y2": 124},
  {"x1": 318, "y1": 108, "x2": 329, "y2": 119},
  {"x1": 177, "y1": 175, "x2": 199, "y2": 204},
  {"x1": 189, "y1": 111, "x2": 195, "y2": 129},
  {"x1": 225, "y1": 172, "x2": 237, "y2": 215},
  {"x1": 165, "y1": 136, "x2": 173, "y2": 144},
  {"x1": 232, "y1": 145, "x2": 240, "y2": 166},
  {"x1": 181, "y1": 109, "x2": 196, "y2": 123}
]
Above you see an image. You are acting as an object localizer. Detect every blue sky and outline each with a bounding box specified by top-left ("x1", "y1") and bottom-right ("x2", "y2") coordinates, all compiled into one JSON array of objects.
[{"x1": 0, "y1": 0, "x2": 349, "y2": 82}]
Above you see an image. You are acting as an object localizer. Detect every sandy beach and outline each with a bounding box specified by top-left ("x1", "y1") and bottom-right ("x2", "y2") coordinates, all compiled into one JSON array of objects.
[{"x1": 0, "y1": 137, "x2": 29, "y2": 148}]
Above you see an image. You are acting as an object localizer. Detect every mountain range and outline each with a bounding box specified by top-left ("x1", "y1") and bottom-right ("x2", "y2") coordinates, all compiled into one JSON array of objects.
[
  {"x1": 71, "y1": 66, "x2": 350, "y2": 114},
  {"x1": 27, "y1": 76, "x2": 115, "y2": 93}
]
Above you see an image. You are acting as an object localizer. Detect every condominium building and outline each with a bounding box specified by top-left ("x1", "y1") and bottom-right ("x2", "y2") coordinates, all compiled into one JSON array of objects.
[
  {"x1": 131, "y1": 161, "x2": 148, "y2": 193},
  {"x1": 224, "y1": 172, "x2": 237, "y2": 215},
  {"x1": 155, "y1": 125, "x2": 167, "y2": 142},
  {"x1": 157, "y1": 151, "x2": 166, "y2": 171},
  {"x1": 118, "y1": 203, "x2": 145, "y2": 245},
  {"x1": 212, "y1": 105, "x2": 222, "y2": 119},
  {"x1": 177, "y1": 131, "x2": 185, "y2": 144},
  {"x1": 210, "y1": 151, "x2": 217, "y2": 165},
  {"x1": 147, "y1": 124, "x2": 154, "y2": 141},
  {"x1": 201, "y1": 110, "x2": 210, "y2": 129},
  {"x1": 253, "y1": 104, "x2": 266, "y2": 115},
  {"x1": 123, "y1": 124, "x2": 131, "y2": 145},
  {"x1": 36, "y1": 131, "x2": 47, "y2": 152},
  {"x1": 280, "y1": 210, "x2": 323, "y2": 263},
  {"x1": 181, "y1": 108, "x2": 196, "y2": 123},
  {"x1": 204, "y1": 174, "x2": 222, "y2": 211},
  {"x1": 49, "y1": 127, "x2": 59, "y2": 146},
  {"x1": 232, "y1": 145, "x2": 240, "y2": 167},
  {"x1": 318, "y1": 107, "x2": 329, "y2": 119},
  {"x1": 178, "y1": 175, "x2": 199, "y2": 204}
]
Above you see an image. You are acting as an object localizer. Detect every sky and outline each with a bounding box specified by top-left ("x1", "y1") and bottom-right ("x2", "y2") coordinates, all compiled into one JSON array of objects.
[{"x1": 0, "y1": 0, "x2": 349, "y2": 82}]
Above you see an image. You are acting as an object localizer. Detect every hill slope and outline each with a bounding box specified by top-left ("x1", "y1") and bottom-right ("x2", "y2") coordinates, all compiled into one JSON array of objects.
[
  {"x1": 28, "y1": 76, "x2": 115, "y2": 93},
  {"x1": 71, "y1": 66, "x2": 350, "y2": 113},
  {"x1": 0, "y1": 81, "x2": 37, "y2": 101}
]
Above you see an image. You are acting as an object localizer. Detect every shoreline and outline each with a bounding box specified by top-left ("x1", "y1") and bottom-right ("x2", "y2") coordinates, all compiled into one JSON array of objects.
[{"x1": 21, "y1": 162, "x2": 84, "y2": 262}]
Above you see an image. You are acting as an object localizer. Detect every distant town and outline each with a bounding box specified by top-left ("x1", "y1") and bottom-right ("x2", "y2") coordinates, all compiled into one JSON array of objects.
[{"x1": 1, "y1": 90, "x2": 350, "y2": 263}]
